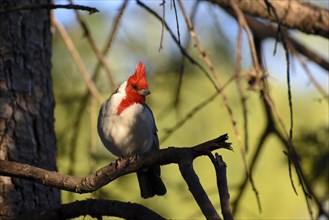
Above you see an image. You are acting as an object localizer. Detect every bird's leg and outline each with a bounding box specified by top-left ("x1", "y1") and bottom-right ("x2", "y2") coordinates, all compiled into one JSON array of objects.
[
  {"x1": 114, "y1": 155, "x2": 126, "y2": 170},
  {"x1": 125, "y1": 153, "x2": 140, "y2": 168}
]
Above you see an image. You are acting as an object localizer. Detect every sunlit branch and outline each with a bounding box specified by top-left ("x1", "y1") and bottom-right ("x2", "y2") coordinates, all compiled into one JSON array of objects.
[
  {"x1": 52, "y1": 18, "x2": 103, "y2": 103},
  {"x1": 0, "y1": 135, "x2": 232, "y2": 219},
  {"x1": 209, "y1": 0, "x2": 329, "y2": 38},
  {"x1": 69, "y1": 0, "x2": 116, "y2": 90}
]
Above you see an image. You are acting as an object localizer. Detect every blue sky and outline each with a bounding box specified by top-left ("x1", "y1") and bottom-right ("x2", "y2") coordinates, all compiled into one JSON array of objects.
[{"x1": 53, "y1": 0, "x2": 329, "y2": 96}]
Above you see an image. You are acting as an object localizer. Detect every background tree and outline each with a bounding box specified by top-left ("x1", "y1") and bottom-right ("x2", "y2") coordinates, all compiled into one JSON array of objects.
[{"x1": 0, "y1": 0, "x2": 328, "y2": 219}]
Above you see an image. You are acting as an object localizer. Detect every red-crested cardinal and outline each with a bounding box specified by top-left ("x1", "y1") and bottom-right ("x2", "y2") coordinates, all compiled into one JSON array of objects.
[{"x1": 97, "y1": 62, "x2": 166, "y2": 198}]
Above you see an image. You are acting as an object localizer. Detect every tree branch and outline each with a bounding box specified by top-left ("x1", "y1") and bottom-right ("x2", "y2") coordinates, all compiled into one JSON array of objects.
[
  {"x1": 69, "y1": 0, "x2": 116, "y2": 90},
  {"x1": 179, "y1": 156, "x2": 221, "y2": 220},
  {"x1": 0, "y1": 4, "x2": 98, "y2": 14},
  {"x1": 214, "y1": 154, "x2": 233, "y2": 220},
  {"x1": 52, "y1": 18, "x2": 103, "y2": 103},
  {"x1": 209, "y1": 0, "x2": 329, "y2": 38},
  {"x1": 244, "y1": 15, "x2": 329, "y2": 72},
  {"x1": 10, "y1": 199, "x2": 165, "y2": 220},
  {"x1": 0, "y1": 134, "x2": 231, "y2": 193},
  {"x1": 207, "y1": 152, "x2": 233, "y2": 220},
  {"x1": 0, "y1": 134, "x2": 232, "y2": 219}
]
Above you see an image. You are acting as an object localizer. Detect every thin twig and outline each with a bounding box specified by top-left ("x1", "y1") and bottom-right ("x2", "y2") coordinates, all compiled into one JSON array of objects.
[
  {"x1": 174, "y1": 1, "x2": 199, "y2": 110},
  {"x1": 231, "y1": 93, "x2": 273, "y2": 214},
  {"x1": 289, "y1": 44, "x2": 329, "y2": 101},
  {"x1": 161, "y1": 91, "x2": 218, "y2": 143},
  {"x1": 263, "y1": 3, "x2": 303, "y2": 209},
  {"x1": 177, "y1": 1, "x2": 256, "y2": 212},
  {"x1": 136, "y1": 0, "x2": 218, "y2": 91},
  {"x1": 69, "y1": 0, "x2": 116, "y2": 90},
  {"x1": 52, "y1": 18, "x2": 103, "y2": 103},
  {"x1": 159, "y1": 0, "x2": 166, "y2": 52},
  {"x1": 103, "y1": 0, "x2": 129, "y2": 56},
  {"x1": 172, "y1": 0, "x2": 181, "y2": 46},
  {"x1": 229, "y1": 0, "x2": 263, "y2": 211},
  {"x1": 234, "y1": 15, "x2": 249, "y2": 153},
  {"x1": 264, "y1": 0, "x2": 294, "y2": 144},
  {"x1": 177, "y1": 0, "x2": 243, "y2": 149}
]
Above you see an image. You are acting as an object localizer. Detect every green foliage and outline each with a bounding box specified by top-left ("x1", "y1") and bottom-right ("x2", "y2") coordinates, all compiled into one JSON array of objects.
[{"x1": 295, "y1": 125, "x2": 329, "y2": 200}]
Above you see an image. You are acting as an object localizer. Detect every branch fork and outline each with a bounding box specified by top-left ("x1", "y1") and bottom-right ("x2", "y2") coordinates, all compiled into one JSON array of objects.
[{"x1": 0, "y1": 134, "x2": 233, "y2": 219}]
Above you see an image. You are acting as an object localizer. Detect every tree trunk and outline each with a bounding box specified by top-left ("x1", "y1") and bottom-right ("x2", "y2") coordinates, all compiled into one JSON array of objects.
[{"x1": 0, "y1": 0, "x2": 60, "y2": 217}]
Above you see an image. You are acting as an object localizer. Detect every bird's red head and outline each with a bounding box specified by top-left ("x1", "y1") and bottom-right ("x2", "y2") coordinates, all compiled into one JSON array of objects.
[
  {"x1": 117, "y1": 62, "x2": 150, "y2": 115},
  {"x1": 125, "y1": 62, "x2": 150, "y2": 103}
]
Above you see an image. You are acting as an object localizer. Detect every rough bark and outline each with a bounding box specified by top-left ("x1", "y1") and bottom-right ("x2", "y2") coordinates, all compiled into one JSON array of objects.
[
  {"x1": 0, "y1": 0, "x2": 60, "y2": 217},
  {"x1": 210, "y1": 0, "x2": 329, "y2": 38}
]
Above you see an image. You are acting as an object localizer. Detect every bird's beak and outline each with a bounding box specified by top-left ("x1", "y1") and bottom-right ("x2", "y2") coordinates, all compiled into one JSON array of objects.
[{"x1": 138, "y1": 89, "x2": 151, "y2": 96}]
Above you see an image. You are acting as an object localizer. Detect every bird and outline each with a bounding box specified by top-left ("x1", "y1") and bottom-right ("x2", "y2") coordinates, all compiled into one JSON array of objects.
[{"x1": 97, "y1": 62, "x2": 166, "y2": 199}]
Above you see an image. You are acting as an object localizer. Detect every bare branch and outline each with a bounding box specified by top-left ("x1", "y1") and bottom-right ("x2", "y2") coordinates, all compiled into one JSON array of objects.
[
  {"x1": 288, "y1": 37, "x2": 329, "y2": 72},
  {"x1": 291, "y1": 49, "x2": 328, "y2": 100},
  {"x1": 0, "y1": 4, "x2": 99, "y2": 14},
  {"x1": 179, "y1": 156, "x2": 221, "y2": 220},
  {"x1": 52, "y1": 18, "x2": 103, "y2": 103},
  {"x1": 69, "y1": 0, "x2": 116, "y2": 90},
  {"x1": 174, "y1": 1, "x2": 199, "y2": 110},
  {"x1": 207, "y1": 153, "x2": 233, "y2": 220},
  {"x1": 176, "y1": 2, "x2": 245, "y2": 175},
  {"x1": 136, "y1": 0, "x2": 219, "y2": 91},
  {"x1": 161, "y1": 92, "x2": 218, "y2": 142},
  {"x1": 244, "y1": 16, "x2": 329, "y2": 72},
  {"x1": 102, "y1": 0, "x2": 129, "y2": 56},
  {"x1": 0, "y1": 134, "x2": 231, "y2": 193},
  {"x1": 12, "y1": 199, "x2": 165, "y2": 220},
  {"x1": 159, "y1": 0, "x2": 166, "y2": 52},
  {"x1": 0, "y1": 135, "x2": 232, "y2": 219},
  {"x1": 209, "y1": 0, "x2": 329, "y2": 38}
]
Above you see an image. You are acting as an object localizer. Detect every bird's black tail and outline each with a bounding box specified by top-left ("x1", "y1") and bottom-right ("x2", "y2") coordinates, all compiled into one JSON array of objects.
[{"x1": 137, "y1": 166, "x2": 166, "y2": 199}]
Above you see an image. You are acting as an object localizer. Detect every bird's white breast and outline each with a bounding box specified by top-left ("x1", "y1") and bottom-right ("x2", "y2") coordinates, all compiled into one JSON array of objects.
[{"x1": 97, "y1": 82, "x2": 156, "y2": 156}]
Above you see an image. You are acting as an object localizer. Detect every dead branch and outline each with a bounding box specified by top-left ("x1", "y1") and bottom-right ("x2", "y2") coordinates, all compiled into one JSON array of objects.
[
  {"x1": 69, "y1": 0, "x2": 116, "y2": 90},
  {"x1": 179, "y1": 156, "x2": 221, "y2": 220},
  {"x1": 291, "y1": 49, "x2": 329, "y2": 100},
  {"x1": 161, "y1": 91, "x2": 218, "y2": 142},
  {"x1": 0, "y1": 134, "x2": 232, "y2": 219},
  {"x1": 102, "y1": 0, "x2": 129, "y2": 56},
  {"x1": 244, "y1": 16, "x2": 329, "y2": 72},
  {"x1": 174, "y1": 1, "x2": 198, "y2": 111},
  {"x1": 52, "y1": 18, "x2": 103, "y2": 103},
  {"x1": 159, "y1": 0, "x2": 166, "y2": 52},
  {"x1": 207, "y1": 153, "x2": 233, "y2": 220},
  {"x1": 209, "y1": 0, "x2": 329, "y2": 38},
  {"x1": 136, "y1": 0, "x2": 219, "y2": 91},
  {"x1": 9, "y1": 199, "x2": 165, "y2": 220},
  {"x1": 177, "y1": 2, "x2": 248, "y2": 189}
]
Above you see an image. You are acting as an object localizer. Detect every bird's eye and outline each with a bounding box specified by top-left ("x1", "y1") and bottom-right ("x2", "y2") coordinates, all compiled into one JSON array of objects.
[{"x1": 132, "y1": 84, "x2": 138, "y2": 90}]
